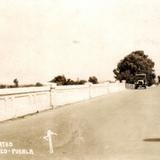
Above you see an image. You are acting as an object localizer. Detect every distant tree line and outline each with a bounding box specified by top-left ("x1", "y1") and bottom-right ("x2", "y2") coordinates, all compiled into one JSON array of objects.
[
  {"x1": 50, "y1": 75, "x2": 98, "y2": 86},
  {"x1": 0, "y1": 75, "x2": 99, "y2": 89},
  {"x1": 0, "y1": 79, "x2": 43, "y2": 89}
]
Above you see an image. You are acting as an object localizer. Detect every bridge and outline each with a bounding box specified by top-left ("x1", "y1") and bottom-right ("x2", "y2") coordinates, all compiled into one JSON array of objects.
[{"x1": 0, "y1": 86, "x2": 160, "y2": 159}]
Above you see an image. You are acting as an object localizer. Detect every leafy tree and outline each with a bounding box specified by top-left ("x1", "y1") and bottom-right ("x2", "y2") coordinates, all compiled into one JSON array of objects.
[
  {"x1": 78, "y1": 80, "x2": 87, "y2": 85},
  {"x1": 113, "y1": 50, "x2": 156, "y2": 86},
  {"x1": 50, "y1": 75, "x2": 67, "y2": 85},
  {"x1": 157, "y1": 76, "x2": 160, "y2": 84},
  {"x1": 0, "y1": 84, "x2": 6, "y2": 89},
  {"x1": 88, "y1": 76, "x2": 98, "y2": 84},
  {"x1": 13, "y1": 78, "x2": 19, "y2": 87},
  {"x1": 66, "y1": 78, "x2": 75, "y2": 85},
  {"x1": 50, "y1": 75, "x2": 88, "y2": 85},
  {"x1": 35, "y1": 82, "x2": 43, "y2": 87}
]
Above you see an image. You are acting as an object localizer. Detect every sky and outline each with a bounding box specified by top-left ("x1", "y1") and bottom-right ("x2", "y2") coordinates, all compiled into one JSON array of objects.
[{"x1": 0, "y1": 0, "x2": 160, "y2": 84}]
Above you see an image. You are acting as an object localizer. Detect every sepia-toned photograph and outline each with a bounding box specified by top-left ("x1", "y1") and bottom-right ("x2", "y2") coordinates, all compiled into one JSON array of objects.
[{"x1": 0, "y1": 0, "x2": 160, "y2": 159}]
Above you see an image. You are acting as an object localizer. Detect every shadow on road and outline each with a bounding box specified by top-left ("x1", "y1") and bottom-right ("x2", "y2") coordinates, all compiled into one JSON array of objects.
[{"x1": 143, "y1": 138, "x2": 160, "y2": 142}]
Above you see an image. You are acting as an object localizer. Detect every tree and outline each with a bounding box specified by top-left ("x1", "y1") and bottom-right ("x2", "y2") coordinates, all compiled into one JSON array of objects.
[
  {"x1": 157, "y1": 76, "x2": 160, "y2": 84},
  {"x1": 88, "y1": 76, "x2": 98, "y2": 84},
  {"x1": 35, "y1": 82, "x2": 43, "y2": 87},
  {"x1": 65, "y1": 78, "x2": 75, "y2": 85},
  {"x1": 13, "y1": 78, "x2": 19, "y2": 87},
  {"x1": 113, "y1": 50, "x2": 156, "y2": 86},
  {"x1": 50, "y1": 75, "x2": 67, "y2": 85},
  {"x1": 50, "y1": 75, "x2": 87, "y2": 85},
  {"x1": 78, "y1": 80, "x2": 87, "y2": 85}
]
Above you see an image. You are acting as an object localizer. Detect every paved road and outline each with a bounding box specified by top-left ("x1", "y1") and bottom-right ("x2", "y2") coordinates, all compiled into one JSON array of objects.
[{"x1": 0, "y1": 87, "x2": 160, "y2": 160}]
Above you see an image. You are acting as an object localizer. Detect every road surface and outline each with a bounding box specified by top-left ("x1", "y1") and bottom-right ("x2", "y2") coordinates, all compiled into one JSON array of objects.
[{"x1": 0, "y1": 87, "x2": 160, "y2": 160}]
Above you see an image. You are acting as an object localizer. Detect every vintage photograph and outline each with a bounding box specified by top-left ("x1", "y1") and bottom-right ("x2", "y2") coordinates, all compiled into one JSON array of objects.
[{"x1": 0, "y1": 0, "x2": 160, "y2": 159}]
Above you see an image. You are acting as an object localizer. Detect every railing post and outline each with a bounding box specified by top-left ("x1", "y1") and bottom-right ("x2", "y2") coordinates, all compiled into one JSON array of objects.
[
  {"x1": 47, "y1": 83, "x2": 57, "y2": 109},
  {"x1": 85, "y1": 82, "x2": 92, "y2": 99}
]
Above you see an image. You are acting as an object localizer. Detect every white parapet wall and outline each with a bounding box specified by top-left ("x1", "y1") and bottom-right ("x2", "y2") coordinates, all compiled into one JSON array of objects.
[
  {"x1": 52, "y1": 82, "x2": 125, "y2": 107},
  {"x1": 90, "y1": 83, "x2": 109, "y2": 98},
  {"x1": 108, "y1": 82, "x2": 126, "y2": 93},
  {"x1": 0, "y1": 86, "x2": 51, "y2": 121},
  {"x1": 52, "y1": 84, "x2": 90, "y2": 107},
  {"x1": 0, "y1": 82, "x2": 125, "y2": 122}
]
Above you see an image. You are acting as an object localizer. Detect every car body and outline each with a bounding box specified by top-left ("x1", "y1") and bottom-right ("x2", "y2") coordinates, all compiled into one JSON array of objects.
[{"x1": 134, "y1": 74, "x2": 147, "y2": 89}]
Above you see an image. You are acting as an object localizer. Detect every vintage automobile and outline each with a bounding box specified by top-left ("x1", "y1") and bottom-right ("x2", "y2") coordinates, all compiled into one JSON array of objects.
[{"x1": 134, "y1": 73, "x2": 147, "y2": 89}]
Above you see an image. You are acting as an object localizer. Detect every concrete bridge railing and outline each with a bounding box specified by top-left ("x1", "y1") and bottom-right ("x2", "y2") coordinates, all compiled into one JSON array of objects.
[{"x1": 0, "y1": 82, "x2": 125, "y2": 122}]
